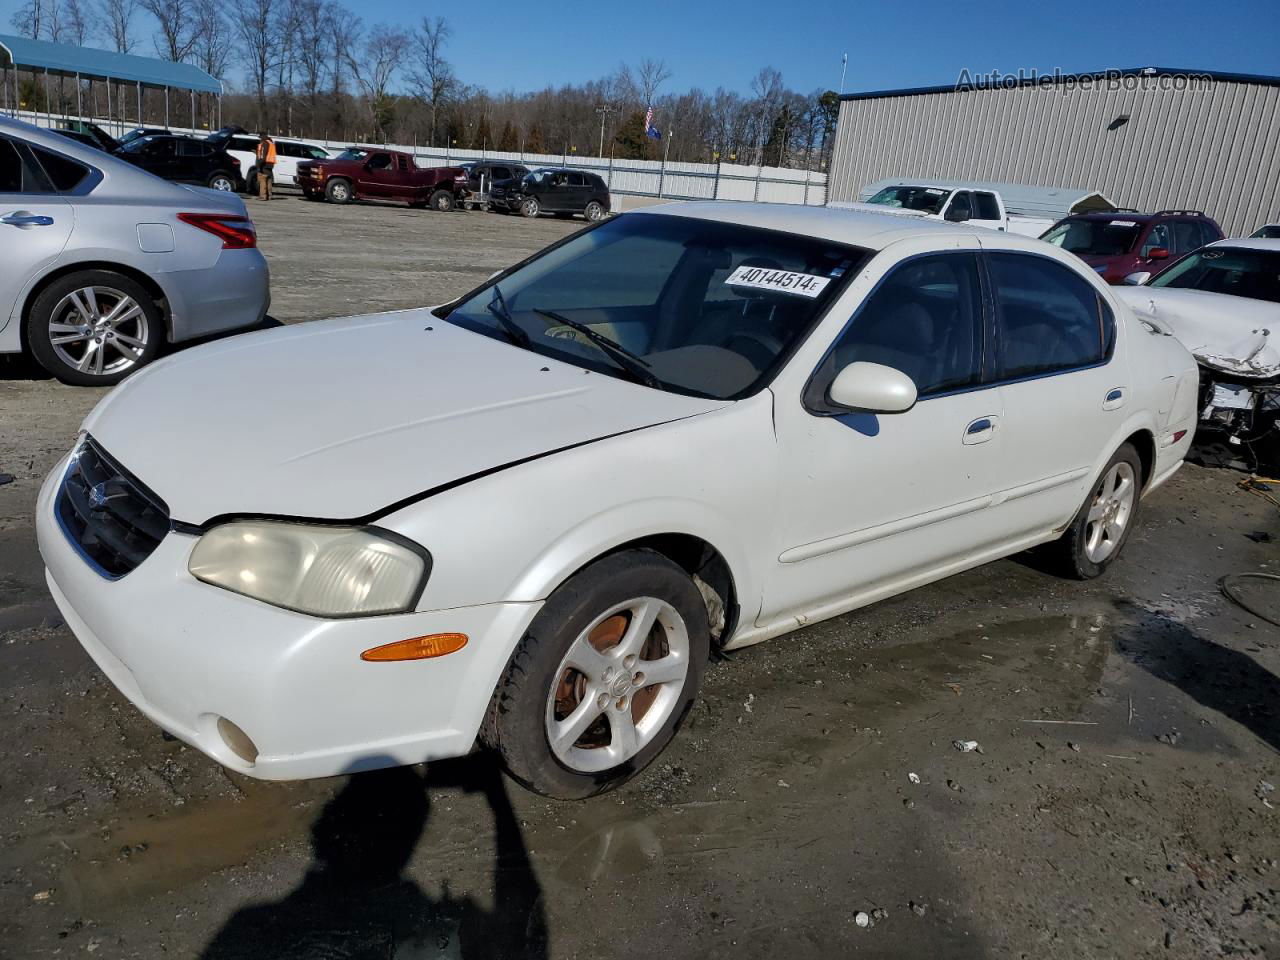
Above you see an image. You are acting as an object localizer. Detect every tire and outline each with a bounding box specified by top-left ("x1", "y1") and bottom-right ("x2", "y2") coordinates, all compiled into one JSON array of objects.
[
  {"x1": 25, "y1": 270, "x2": 163, "y2": 386},
  {"x1": 244, "y1": 166, "x2": 258, "y2": 193},
  {"x1": 481, "y1": 549, "x2": 710, "y2": 799},
  {"x1": 325, "y1": 178, "x2": 353, "y2": 203},
  {"x1": 208, "y1": 171, "x2": 236, "y2": 192},
  {"x1": 584, "y1": 200, "x2": 605, "y2": 222},
  {"x1": 1049, "y1": 443, "x2": 1143, "y2": 579},
  {"x1": 429, "y1": 189, "x2": 455, "y2": 212},
  {"x1": 520, "y1": 197, "x2": 540, "y2": 218}
]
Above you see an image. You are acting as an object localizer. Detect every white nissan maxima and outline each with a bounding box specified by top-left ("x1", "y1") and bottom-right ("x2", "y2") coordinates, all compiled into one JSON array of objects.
[{"x1": 37, "y1": 203, "x2": 1199, "y2": 799}]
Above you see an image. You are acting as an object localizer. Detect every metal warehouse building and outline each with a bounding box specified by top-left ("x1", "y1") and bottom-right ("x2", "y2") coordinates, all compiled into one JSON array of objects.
[{"x1": 826, "y1": 67, "x2": 1280, "y2": 236}]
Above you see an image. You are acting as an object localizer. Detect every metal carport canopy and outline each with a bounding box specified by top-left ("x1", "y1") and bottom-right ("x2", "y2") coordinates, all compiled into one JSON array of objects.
[{"x1": 0, "y1": 33, "x2": 222, "y2": 93}]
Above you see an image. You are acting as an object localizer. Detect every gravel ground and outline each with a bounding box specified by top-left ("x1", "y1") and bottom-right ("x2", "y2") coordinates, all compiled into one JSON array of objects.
[{"x1": 1, "y1": 196, "x2": 1278, "y2": 959}]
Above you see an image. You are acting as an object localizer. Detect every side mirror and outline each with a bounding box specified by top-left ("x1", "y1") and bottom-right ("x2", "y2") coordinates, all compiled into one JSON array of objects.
[
  {"x1": 828, "y1": 361, "x2": 917, "y2": 413},
  {"x1": 1146, "y1": 247, "x2": 1169, "y2": 260},
  {"x1": 944, "y1": 206, "x2": 970, "y2": 223},
  {"x1": 1123, "y1": 271, "x2": 1152, "y2": 285}
]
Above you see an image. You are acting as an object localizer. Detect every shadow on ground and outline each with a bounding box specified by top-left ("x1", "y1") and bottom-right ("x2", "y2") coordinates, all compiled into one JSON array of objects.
[
  {"x1": 199, "y1": 756, "x2": 547, "y2": 960},
  {"x1": 1113, "y1": 602, "x2": 1280, "y2": 753}
]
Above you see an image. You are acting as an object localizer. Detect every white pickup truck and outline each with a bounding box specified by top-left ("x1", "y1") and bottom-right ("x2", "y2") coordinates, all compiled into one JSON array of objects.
[{"x1": 834, "y1": 180, "x2": 1118, "y2": 239}]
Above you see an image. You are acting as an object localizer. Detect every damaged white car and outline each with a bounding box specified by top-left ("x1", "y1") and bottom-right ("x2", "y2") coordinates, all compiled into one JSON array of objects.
[
  {"x1": 38, "y1": 204, "x2": 1197, "y2": 799},
  {"x1": 1116, "y1": 239, "x2": 1280, "y2": 472}
]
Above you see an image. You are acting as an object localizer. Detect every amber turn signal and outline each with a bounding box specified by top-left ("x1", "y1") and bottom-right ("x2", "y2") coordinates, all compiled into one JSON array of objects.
[{"x1": 361, "y1": 633, "x2": 468, "y2": 662}]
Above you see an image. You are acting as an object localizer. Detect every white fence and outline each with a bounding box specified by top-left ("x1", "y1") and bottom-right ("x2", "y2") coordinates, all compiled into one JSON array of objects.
[{"x1": 13, "y1": 109, "x2": 828, "y2": 207}]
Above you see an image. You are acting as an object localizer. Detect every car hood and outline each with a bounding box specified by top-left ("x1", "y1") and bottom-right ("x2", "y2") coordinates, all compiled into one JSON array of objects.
[
  {"x1": 82, "y1": 311, "x2": 726, "y2": 524},
  {"x1": 1114, "y1": 286, "x2": 1280, "y2": 378}
]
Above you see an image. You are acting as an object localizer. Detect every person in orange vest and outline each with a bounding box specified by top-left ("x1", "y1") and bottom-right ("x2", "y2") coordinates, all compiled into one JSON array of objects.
[{"x1": 255, "y1": 133, "x2": 277, "y2": 201}]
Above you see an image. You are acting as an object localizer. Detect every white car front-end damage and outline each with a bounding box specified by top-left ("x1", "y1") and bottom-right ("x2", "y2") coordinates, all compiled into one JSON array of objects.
[{"x1": 1115, "y1": 286, "x2": 1280, "y2": 471}]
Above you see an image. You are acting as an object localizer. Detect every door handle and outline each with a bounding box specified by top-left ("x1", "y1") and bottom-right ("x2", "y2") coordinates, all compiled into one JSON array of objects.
[
  {"x1": 963, "y1": 416, "x2": 998, "y2": 445},
  {"x1": 1102, "y1": 387, "x2": 1126, "y2": 411},
  {"x1": 2, "y1": 212, "x2": 55, "y2": 227}
]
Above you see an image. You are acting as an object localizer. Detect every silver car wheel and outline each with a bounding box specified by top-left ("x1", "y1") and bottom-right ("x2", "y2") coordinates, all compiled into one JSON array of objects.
[
  {"x1": 210, "y1": 175, "x2": 234, "y2": 191},
  {"x1": 1084, "y1": 461, "x2": 1136, "y2": 563},
  {"x1": 544, "y1": 596, "x2": 690, "y2": 774},
  {"x1": 585, "y1": 201, "x2": 603, "y2": 221},
  {"x1": 47, "y1": 286, "x2": 150, "y2": 378}
]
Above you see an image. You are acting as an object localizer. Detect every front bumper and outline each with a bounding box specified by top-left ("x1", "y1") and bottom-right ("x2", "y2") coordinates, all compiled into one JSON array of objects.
[{"x1": 36, "y1": 455, "x2": 542, "y2": 780}]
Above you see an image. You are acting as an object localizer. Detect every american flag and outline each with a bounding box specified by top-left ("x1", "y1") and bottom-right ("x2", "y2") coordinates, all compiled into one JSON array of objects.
[{"x1": 644, "y1": 106, "x2": 662, "y2": 140}]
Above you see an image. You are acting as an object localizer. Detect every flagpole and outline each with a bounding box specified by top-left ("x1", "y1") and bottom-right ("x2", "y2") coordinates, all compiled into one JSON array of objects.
[
  {"x1": 659, "y1": 124, "x2": 672, "y2": 198},
  {"x1": 839, "y1": 54, "x2": 848, "y2": 95}
]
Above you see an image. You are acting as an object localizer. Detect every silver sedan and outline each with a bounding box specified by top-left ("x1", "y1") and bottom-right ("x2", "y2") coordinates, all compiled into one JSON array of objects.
[{"x1": 0, "y1": 117, "x2": 269, "y2": 385}]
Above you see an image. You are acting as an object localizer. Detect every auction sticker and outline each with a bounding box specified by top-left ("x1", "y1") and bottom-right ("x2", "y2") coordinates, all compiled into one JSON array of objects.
[{"x1": 726, "y1": 265, "x2": 830, "y2": 298}]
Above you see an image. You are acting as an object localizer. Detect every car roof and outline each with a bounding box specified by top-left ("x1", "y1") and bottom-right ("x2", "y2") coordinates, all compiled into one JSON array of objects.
[
  {"x1": 1206, "y1": 237, "x2": 1280, "y2": 252},
  {"x1": 634, "y1": 201, "x2": 1042, "y2": 253}
]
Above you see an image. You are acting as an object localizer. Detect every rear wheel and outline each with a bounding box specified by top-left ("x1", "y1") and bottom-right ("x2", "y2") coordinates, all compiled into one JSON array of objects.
[
  {"x1": 244, "y1": 166, "x2": 258, "y2": 192},
  {"x1": 325, "y1": 178, "x2": 353, "y2": 203},
  {"x1": 584, "y1": 200, "x2": 605, "y2": 222},
  {"x1": 481, "y1": 550, "x2": 710, "y2": 799},
  {"x1": 429, "y1": 189, "x2": 455, "y2": 212},
  {"x1": 1049, "y1": 443, "x2": 1143, "y2": 579},
  {"x1": 25, "y1": 270, "x2": 162, "y2": 386},
  {"x1": 208, "y1": 171, "x2": 236, "y2": 192}
]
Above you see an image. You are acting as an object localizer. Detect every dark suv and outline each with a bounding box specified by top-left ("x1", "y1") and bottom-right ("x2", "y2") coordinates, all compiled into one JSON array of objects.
[
  {"x1": 114, "y1": 133, "x2": 244, "y2": 192},
  {"x1": 491, "y1": 168, "x2": 610, "y2": 221},
  {"x1": 458, "y1": 160, "x2": 530, "y2": 208},
  {"x1": 1040, "y1": 210, "x2": 1224, "y2": 284}
]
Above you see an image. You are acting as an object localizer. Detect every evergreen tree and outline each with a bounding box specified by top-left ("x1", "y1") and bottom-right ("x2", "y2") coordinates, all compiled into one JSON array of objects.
[
  {"x1": 498, "y1": 120, "x2": 519, "y2": 151},
  {"x1": 613, "y1": 110, "x2": 650, "y2": 160},
  {"x1": 472, "y1": 113, "x2": 492, "y2": 149},
  {"x1": 525, "y1": 123, "x2": 545, "y2": 154}
]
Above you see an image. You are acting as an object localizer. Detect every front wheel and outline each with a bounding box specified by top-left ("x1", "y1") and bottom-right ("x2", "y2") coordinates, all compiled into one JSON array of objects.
[
  {"x1": 429, "y1": 189, "x2": 455, "y2": 212},
  {"x1": 1050, "y1": 443, "x2": 1143, "y2": 579},
  {"x1": 25, "y1": 270, "x2": 162, "y2": 386},
  {"x1": 520, "y1": 197, "x2": 540, "y2": 218},
  {"x1": 481, "y1": 550, "x2": 710, "y2": 799},
  {"x1": 325, "y1": 178, "x2": 353, "y2": 203}
]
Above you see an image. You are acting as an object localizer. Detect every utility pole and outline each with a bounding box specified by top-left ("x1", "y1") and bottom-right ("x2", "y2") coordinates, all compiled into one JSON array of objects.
[
  {"x1": 839, "y1": 53, "x2": 848, "y2": 95},
  {"x1": 595, "y1": 103, "x2": 613, "y2": 158}
]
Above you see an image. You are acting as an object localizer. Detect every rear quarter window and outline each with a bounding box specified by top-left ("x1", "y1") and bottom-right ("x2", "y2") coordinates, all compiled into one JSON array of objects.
[{"x1": 30, "y1": 146, "x2": 90, "y2": 192}]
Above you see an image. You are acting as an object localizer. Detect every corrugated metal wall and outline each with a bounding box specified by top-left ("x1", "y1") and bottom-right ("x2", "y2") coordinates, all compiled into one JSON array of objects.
[{"x1": 828, "y1": 79, "x2": 1280, "y2": 236}]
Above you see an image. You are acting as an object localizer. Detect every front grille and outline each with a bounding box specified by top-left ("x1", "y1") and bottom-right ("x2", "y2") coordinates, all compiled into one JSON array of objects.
[{"x1": 56, "y1": 437, "x2": 170, "y2": 579}]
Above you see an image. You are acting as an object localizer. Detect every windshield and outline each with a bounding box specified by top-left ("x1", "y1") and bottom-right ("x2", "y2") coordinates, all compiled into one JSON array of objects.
[
  {"x1": 336, "y1": 148, "x2": 369, "y2": 162},
  {"x1": 1150, "y1": 247, "x2": 1280, "y2": 304},
  {"x1": 865, "y1": 186, "x2": 950, "y2": 215},
  {"x1": 1041, "y1": 218, "x2": 1143, "y2": 256},
  {"x1": 438, "y1": 214, "x2": 867, "y2": 399}
]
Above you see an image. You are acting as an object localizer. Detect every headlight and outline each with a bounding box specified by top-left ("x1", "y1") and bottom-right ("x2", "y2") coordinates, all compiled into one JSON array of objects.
[{"x1": 188, "y1": 521, "x2": 428, "y2": 617}]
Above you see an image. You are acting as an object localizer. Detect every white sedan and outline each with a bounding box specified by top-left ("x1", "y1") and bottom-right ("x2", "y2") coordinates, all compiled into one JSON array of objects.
[{"x1": 37, "y1": 203, "x2": 1198, "y2": 798}]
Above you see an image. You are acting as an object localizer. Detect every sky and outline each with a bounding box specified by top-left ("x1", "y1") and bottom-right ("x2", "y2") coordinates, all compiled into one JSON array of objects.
[{"x1": 3, "y1": 0, "x2": 1278, "y2": 96}]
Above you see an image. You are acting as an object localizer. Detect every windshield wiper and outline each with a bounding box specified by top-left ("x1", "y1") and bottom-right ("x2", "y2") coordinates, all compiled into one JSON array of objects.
[
  {"x1": 532, "y1": 308, "x2": 664, "y2": 390},
  {"x1": 485, "y1": 285, "x2": 531, "y2": 348}
]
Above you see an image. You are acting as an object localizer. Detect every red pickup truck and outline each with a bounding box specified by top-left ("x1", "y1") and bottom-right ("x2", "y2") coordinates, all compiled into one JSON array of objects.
[{"x1": 296, "y1": 147, "x2": 466, "y2": 210}]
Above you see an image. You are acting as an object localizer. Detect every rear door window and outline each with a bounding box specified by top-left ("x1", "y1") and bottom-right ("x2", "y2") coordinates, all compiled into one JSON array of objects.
[
  {"x1": 973, "y1": 192, "x2": 1001, "y2": 220},
  {"x1": 1141, "y1": 223, "x2": 1171, "y2": 256},
  {"x1": 0, "y1": 138, "x2": 30, "y2": 192},
  {"x1": 989, "y1": 253, "x2": 1111, "y2": 379}
]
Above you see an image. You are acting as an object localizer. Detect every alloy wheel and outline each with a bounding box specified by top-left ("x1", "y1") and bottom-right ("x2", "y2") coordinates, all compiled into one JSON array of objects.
[
  {"x1": 210, "y1": 175, "x2": 234, "y2": 191},
  {"x1": 1084, "y1": 461, "x2": 1136, "y2": 563},
  {"x1": 544, "y1": 597, "x2": 690, "y2": 773},
  {"x1": 47, "y1": 286, "x2": 150, "y2": 378}
]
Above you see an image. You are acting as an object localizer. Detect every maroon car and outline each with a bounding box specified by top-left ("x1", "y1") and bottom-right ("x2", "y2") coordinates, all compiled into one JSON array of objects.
[
  {"x1": 296, "y1": 147, "x2": 466, "y2": 210},
  {"x1": 1040, "y1": 210, "x2": 1224, "y2": 284}
]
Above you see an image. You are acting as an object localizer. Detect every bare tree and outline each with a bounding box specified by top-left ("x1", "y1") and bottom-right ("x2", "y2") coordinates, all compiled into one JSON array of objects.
[
  {"x1": 191, "y1": 0, "x2": 232, "y2": 79},
  {"x1": 143, "y1": 0, "x2": 196, "y2": 61},
  {"x1": 9, "y1": 0, "x2": 48, "y2": 39},
  {"x1": 62, "y1": 0, "x2": 93, "y2": 43},
  {"x1": 344, "y1": 23, "x2": 409, "y2": 138},
  {"x1": 292, "y1": 0, "x2": 335, "y2": 132},
  {"x1": 406, "y1": 15, "x2": 454, "y2": 146},
  {"x1": 232, "y1": 0, "x2": 283, "y2": 128},
  {"x1": 635, "y1": 57, "x2": 672, "y2": 106},
  {"x1": 98, "y1": 0, "x2": 137, "y2": 52}
]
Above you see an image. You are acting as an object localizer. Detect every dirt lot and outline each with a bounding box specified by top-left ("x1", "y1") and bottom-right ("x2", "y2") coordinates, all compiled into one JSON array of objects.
[{"x1": 2, "y1": 196, "x2": 1279, "y2": 959}]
